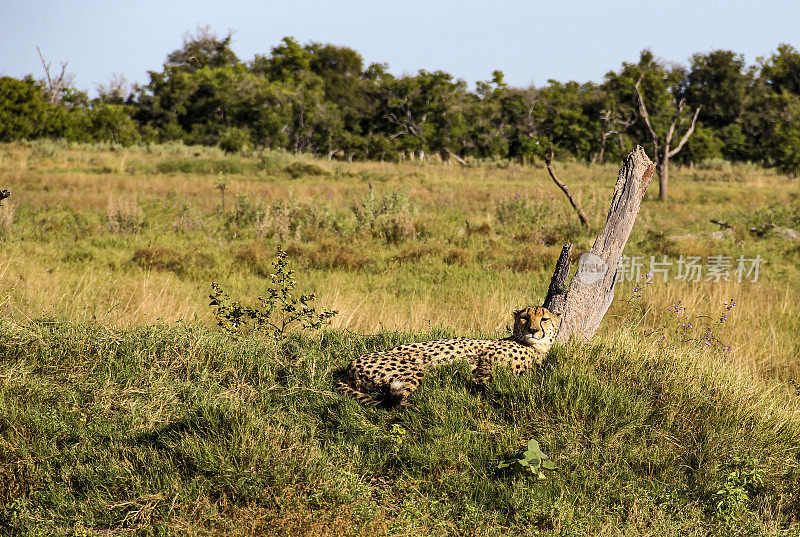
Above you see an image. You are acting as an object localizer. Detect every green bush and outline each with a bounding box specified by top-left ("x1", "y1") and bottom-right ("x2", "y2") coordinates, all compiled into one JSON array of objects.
[
  {"x1": 85, "y1": 103, "x2": 140, "y2": 146},
  {"x1": 285, "y1": 161, "x2": 331, "y2": 177},
  {"x1": 218, "y1": 126, "x2": 251, "y2": 153},
  {"x1": 225, "y1": 193, "x2": 264, "y2": 229}
]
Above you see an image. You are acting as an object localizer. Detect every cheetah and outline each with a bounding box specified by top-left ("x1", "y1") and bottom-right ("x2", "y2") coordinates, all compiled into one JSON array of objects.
[{"x1": 335, "y1": 306, "x2": 560, "y2": 408}]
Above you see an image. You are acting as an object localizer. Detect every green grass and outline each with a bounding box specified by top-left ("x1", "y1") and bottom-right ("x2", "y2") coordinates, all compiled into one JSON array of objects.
[
  {"x1": 1, "y1": 141, "x2": 800, "y2": 534},
  {"x1": 1, "y1": 319, "x2": 798, "y2": 535}
]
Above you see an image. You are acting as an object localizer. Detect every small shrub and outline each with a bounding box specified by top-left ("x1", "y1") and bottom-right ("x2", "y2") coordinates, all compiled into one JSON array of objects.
[
  {"x1": 358, "y1": 170, "x2": 391, "y2": 183},
  {"x1": 256, "y1": 201, "x2": 300, "y2": 241},
  {"x1": 131, "y1": 247, "x2": 185, "y2": 273},
  {"x1": 285, "y1": 161, "x2": 330, "y2": 178},
  {"x1": 32, "y1": 208, "x2": 97, "y2": 238},
  {"x1": 218, "y1": 127, "x2": 251, "y2": 153},
  {"x1": 377, "y1": 213, "x2": 416, "y2": 244},
  {"x1": 300, "y1": 200, "x2": 339, "y2": 234},
  {"x1": 737, "y1": 200, "x2": 800, "y2": 231},
  {"x1": 28, "y1": 139, "x2": 63, "y2": 159},
  {"x1": 495, "y1": 194, "x2": 552, "y2": 227},
  {"x1": 713, "y1": 456, "x2": 764, "y2": 530},
  {"x1": 697, "y1": 157, "x2": 732, "y2": 171},
  {"x1": 215, "y1": 173, "x2": 229, "y2": 210},
  {"x1": 61, "y1": 246, "x2": 93, "y2": 263},
  {"x1": 351, "y1": 185, "x2": 416, "y2": 243},
  {"x1": 144, "y1": 140, "x2": 190, "y2": 156},
  {"x1": 106, "y1": 197, "x2": 144, "y2": 233},
  {"x1": 444, "y1": 247, "x2": 471, "y2": 265},
  {"x1": 209, "y1": 247, "x2": 337, "y2": 340},
  {"x1": 257, "y1": 149, "x2": 293, "y2": 173},
  {"x1": 225, "y1": 194, "x2": 264, "y2": 229},
  {"x1": 636, "y1": 228, "x2": 678, "y2": 255},
  {"x1": 171, "y1": 202, "x2": 205, "y2": 234}
]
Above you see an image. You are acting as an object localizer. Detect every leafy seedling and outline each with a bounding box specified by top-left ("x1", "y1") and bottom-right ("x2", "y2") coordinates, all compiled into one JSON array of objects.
[
  {"x1": 209, "y1": 246, "x2": 337, "y2": 340},
  {"x1": 497, "y1": 438, "x2": 556, "y2": 479}
]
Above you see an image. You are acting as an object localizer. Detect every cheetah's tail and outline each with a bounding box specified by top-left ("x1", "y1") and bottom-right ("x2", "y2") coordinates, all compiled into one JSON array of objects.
[{"x1": 334, "y1": 379, "x2": 383, "y2": 407}]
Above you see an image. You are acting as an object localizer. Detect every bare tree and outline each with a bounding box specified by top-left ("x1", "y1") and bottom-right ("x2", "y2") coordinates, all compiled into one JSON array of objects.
[
  {"x1": 634, "y1": 76, "x2": 700, "y2": 201},
  {"x1": 37, "y1": 47, "x2": 74, "y2": 105},
  {"x1": 544, "y1": 148, "x2": 590, "y2": 233},
  {"x1": 96, "y1": 72, "x2": 131, "y2": 103},
  {"x1": 594, "y1": 108, "x2": 636, "y2": 164},
  {"x1": 544, "y1": 146, "x2": 655, "y2": 342}
]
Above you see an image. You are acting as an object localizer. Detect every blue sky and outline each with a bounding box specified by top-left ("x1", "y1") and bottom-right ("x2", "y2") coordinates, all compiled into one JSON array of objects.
[{"x1": 1, "y1": 0, "x2": 799, "y2": 95}]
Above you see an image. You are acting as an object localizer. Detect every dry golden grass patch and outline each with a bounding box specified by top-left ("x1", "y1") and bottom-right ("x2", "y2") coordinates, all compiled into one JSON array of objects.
[{"x1": 1, "y1": 141, "x2": 798, "y2": 386}]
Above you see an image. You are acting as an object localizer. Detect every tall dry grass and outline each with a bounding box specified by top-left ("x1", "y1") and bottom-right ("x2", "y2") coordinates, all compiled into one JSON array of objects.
[{"x1": 0, "y1": 141, "x2": 797, "y2": 384}]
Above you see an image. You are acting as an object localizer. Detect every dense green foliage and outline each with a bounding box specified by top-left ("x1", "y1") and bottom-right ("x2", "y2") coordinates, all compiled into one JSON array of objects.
[{"x1": 4, "y1": 28, "x2": 800, "y2": 173}]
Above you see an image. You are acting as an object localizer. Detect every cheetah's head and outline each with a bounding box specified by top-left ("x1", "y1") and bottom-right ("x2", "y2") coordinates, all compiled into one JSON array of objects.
[{"x1": 511, "y1": 306, "x2": 560, "y2": 347}]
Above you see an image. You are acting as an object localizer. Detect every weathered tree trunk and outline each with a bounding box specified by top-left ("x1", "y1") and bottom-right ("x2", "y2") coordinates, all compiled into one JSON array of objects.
[
  {"x1": 552, "y1": 146, "x2": 655, "y2": 343},
  {"x1": 543, "y1": 243, "x2": 573, "y2": 316},
  {"x1": 444, "y1": 147, "x2": 467, "y2": 165},
  {"x1": 596, "y1": 141, "x2": 606, "y2": 165},
  {"x1": 658, "y1": 157, "x2": 669, "y2": 202}
]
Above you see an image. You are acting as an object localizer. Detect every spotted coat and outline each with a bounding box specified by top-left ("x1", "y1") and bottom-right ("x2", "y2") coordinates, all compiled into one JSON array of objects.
[{"x1": 335, "y1": 306, "x2": 560, "y2": 407}]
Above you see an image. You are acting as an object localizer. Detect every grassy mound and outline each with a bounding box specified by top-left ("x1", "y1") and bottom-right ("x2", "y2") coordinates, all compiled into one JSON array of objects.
[{"x1": 1, "y1": 320, "x2": 798, "y2": 535}]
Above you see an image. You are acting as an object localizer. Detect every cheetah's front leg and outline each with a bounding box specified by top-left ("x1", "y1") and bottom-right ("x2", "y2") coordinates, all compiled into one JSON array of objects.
[{"x1": 473, "y1": 352, "x2": 493, "y2": 387}]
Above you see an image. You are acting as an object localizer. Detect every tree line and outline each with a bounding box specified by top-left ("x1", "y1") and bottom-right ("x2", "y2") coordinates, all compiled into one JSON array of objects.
[{"x1": 2, "y1": 27, "x2": 800, "y2": 180}]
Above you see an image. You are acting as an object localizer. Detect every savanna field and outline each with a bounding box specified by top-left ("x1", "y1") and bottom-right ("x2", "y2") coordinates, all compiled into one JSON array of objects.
[{"x1": 1, "y1": 140, "x2": 799, "y2": 535}]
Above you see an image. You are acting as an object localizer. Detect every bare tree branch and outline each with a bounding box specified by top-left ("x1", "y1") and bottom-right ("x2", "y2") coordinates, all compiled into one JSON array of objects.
[
  {"x1": 668, "y1": 105, "x2": 702, "y2": 158},
  {"x1": 37, "y1": 46, "x2": 71, "y2": 105},
  {"x1": 444, "y1": 147, "x2": 467, "y2": 165},
  {"x1": 37, "y1": 47, "x2": 52, "y2": 92},
  {"x1": 545, "y1": 148, "x2": 590, "y2": 233},
  {"x1": 634, "y1": 76, "x2": 659, "y2": 160}
]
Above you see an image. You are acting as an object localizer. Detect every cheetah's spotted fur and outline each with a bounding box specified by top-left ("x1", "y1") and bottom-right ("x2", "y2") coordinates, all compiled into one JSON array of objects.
[{"x1": 336, "y1": 306, "x2": 560, "y2": 407}]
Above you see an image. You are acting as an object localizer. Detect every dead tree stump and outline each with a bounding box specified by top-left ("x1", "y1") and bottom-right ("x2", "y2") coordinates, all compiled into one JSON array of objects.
[
  {"x1": 543, "y1": 146, "x2": 655, "y2": 343},
  {"x1": 542, "y1": 243, "x2": 573, "y2": 316}
]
